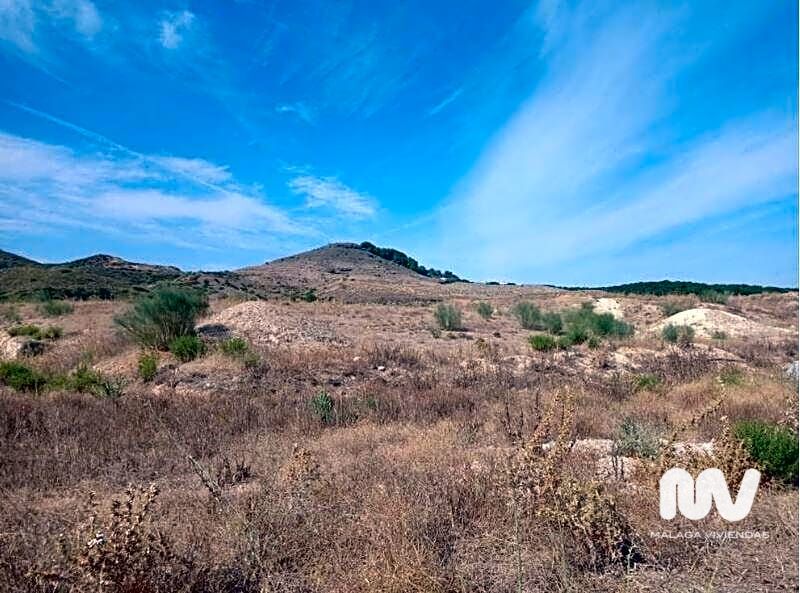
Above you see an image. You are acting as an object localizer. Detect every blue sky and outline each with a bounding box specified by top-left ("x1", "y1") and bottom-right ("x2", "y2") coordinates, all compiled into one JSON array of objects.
[{"x1": 0, "y1": 0, "x2": 796, "y2": 285}]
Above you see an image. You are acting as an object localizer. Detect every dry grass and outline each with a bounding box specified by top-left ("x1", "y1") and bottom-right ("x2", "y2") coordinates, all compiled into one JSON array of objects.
[{"x1": 0, "y1": 291, "x2": 797, "y2": 592}]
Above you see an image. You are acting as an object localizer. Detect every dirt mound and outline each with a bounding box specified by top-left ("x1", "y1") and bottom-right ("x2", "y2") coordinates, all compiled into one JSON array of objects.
[
  {"x1": 652, "y1": 307, "x2": 791, "y2": 339},
  {"x1": 594, "y1": 297, "x2": 623, "y2": 319},
  {"x1": 201, "y1": 301, "x2": 346, "y2": 346}
]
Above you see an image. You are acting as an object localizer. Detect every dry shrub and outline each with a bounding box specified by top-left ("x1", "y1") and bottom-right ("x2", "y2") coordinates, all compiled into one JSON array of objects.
[
  {"x1": 362, "y1": 342, "x2": 422, "y2": 369},
  {"x1": 505, "y1": 390, "x2": 638, "y2": 574},
  {"x1": 35, "y1": 485, "x2": 177, "y2": 593}
]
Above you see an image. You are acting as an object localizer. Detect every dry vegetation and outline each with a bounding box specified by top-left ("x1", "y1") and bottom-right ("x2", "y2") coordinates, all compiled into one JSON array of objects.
[{"x1": 0, "y1": 254, "x2": 797, "y2": 592}]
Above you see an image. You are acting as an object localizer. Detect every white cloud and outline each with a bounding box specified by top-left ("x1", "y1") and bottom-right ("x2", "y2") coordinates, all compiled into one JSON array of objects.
[
  {"x1": 159, "y1": 10, "x2": 194, "y2": 50},
  {"x1": 437, "y1": 2, "x2": 797, "y2": 278},
  {"x1": 150, "y1": 156, "x2": 232, "y2": 184},
  {"x1": 0, "y1": 131, "x2": 305, "y2": 249},
  {"x1": 52, "y1": 0, "x2": 101, "y2": 37},
  {"x1": 0, "y1": 0, "x2": 101, "y2": 55},
  {"x1": 276, "y1": 102, "x2": 315, "y2": 125},
  {"x1": 0, "y1": 0, "x2": 37, "y2": 53},
  {"x1": 428, "y1": 87, "x2": 463, "y2": 116},
  {"x1": 289, "y1": 175, "x2": 376, "y2": 219}
]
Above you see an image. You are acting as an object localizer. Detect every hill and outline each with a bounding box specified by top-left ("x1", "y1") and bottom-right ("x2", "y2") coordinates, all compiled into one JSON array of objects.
[
  {"x1": 557, "y1": 279, "x2": 794, "y2": 297},
  {"x1": 0, "y1": 249, "x2": 40, "y2": 270},
  {"x1": 0, "y1": 251, "x2": 184, "y2": 300},
  {"x1": 357, "y1": 241, "x2": 465, "y2": 282},
  {"x1": 237, "y1": 243, "x2": 446, "y2": 303}
]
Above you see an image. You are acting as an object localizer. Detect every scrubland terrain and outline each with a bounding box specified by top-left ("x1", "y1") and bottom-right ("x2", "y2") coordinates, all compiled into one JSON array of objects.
[{"x1": 0, "y1": 244, "x2": 797, "y2": 592}]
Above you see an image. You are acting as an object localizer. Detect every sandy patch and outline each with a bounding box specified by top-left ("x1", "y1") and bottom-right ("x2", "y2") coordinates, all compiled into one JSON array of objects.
[
  {"x1": 594, "y1": 297, "x2": 623, "y2": 319},
  {"x1": 652, "y1": 307, "x2": 791, "y2": 339},
  {"x1": 201, "y1": 301, "x2": 346, "y2": 347}
]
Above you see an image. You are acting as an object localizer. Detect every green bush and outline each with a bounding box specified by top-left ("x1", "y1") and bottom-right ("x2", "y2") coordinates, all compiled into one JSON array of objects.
[
  {"x1": 634, "y1": 373, "x2": 662, "y2": 392},
  {"x1": 38, "y1": 300, "x2": 74, "y2": 317},
  {"x1": 311, "y1": 391, "x2": 335, "y2": 424},
  {"x1": 613, "y1": 417, "x2": 661, "y2": 459},
  {"x1": 40, "y1": 326, "x2": 63, "y2": 340},
  {"x1": 7, "y1": 324, "x2": 62, "y2": 340},
  {"x1": 733, "y1": 420, "x2": 798, "y2": 485},
  {"x1": 220, "y1": 337, "x2": 249, "y2": 357},
  {"x1": 540, "y1": 312, "x2": 562, "y2": 334},
  {"x1": 48, "y1": 366, "x2": 125, "y2": 398},
  {"x1": 300, "y1": 288, "x2": 317, "y2": 302},
  {"x1": 711, "y1": 330, "x2": 727, "y2": 341},
  {"x1": 8, "y1": 324, "x2": 41, "y2": 338},
  {"x1": 138, "y1": 352, "x2": 158, "y2": 382},
  {"x1": 719, "y1": 366, "x2": 744, "y2": 386},
  {"x1": 434, "y1": 303, "x2": 462, "y2": 330},
  {"x1": 699, "y1": 289, "x2": 729, "y2": 304},
  {"x1": 169, "y1": 335, "x2": 206, "y2": 362},
  {"x1": 114, "y1": 288, "x2": 208, "y2": 349},
  {"x1": 528, "y1": 334, "x2": 557, "y2": 351},
  {"x1": 476, "y1": 302, "x2": 493, "y2": 320},
  {"x1": 661, "y1": 323, "x2": 694, "y2": 345},
  {"x1": 561, "y1": 325, "x2": 589, "y2": 346},
  {"x1": 0, "y1": 361, "x2": 46, "y2": 392},
  {"x1": 513, "y1": 302, "x2": 541, "y2": 329},
  {"x1": 562, "y1": 306, "x2": 633, "y2": 339}
]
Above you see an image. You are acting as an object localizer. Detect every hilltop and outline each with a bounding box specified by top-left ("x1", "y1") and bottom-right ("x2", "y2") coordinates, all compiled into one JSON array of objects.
[{"x1": 0, "y1": 251, "x2": 183, "y2": 300}]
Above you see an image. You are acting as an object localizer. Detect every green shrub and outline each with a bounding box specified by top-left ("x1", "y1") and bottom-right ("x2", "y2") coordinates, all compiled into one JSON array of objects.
[
  {"x1": 65, "y1": 365, "x2": 104, "y2": 394},
  {"x1": 699, "y1": 289, "x2": 729, "y2": 304},
  {"x1": 7, "y1": 324, "x2": 62, "y2": 340},
  {"x1": 586, "y1": 335, "x2": 601, "y2": 349},
  {"x1": 513, "y1": 302, "x2": 541, "y2": 329},
  {"x1": 719, "y1": 366, "x2": 745, "y2": 386},
  {"x1": 38, "y1": 300, "x2": 74, "y2": 317},
  {"x1": 711, "y1": 330, "x2": 727, "y2": 341},
  {"x1": 138, "y1": 352, "x2": 158, "y2": 382},
  {"x1": 528, "y1": 334, "x2": 557, "y2": 351},
  {"x1": 562, "y1": 306, "x2": 633, "y2": 341},
  {"x1": 541, "y1": 312, "x2": 563, "y2": 334},
  {"x1": 0, "y1": 361, "x2": 46, "y2": 392},
  {"x1": 220, "y1": 337, "x2": 249, "y2": 357},
  {"x1": 114, "y1": 288, "x2": 208, "y2": 349},
  {"x1": 8, "y1": 324, "x2": 41, "y2": 338},
  {"x1": 634, "y1": 373, "x2": 662, "y2": 392},
  {"x1": 661, "y1": 323, "x2": 694, "y2": 345},
  {"x1": 476, "y1": 302, "x2": 493, "y2": 320},
  {"x1": 169, "y1": 335, "x2": 206, "y2": 362},
  {"x1": 40, "y1": 326, "x2": 63, "y2": 340},
  {"x1": 561, "y1": 325, "x2": 589, "y2": 346},
  {"x1": 300, "y1": 288, "x2": 317, "y2": 302},
  {"x1": 613, "y1": 417, "x2": 661, "y2": 459},
  {"x1": 556, "y1": 335, "x2": 574, "y2": 349},
  {"x1": 311, "y1": 391, "x2": 334, "y2": 424},
  {"x1": 733, "y1": 420, "x2": 798, "y2": 485},
  {"x1": 434, "y1": 303, "x2": 462, "y2": 331},
  {"x1": 49, "y1": 365, "x2": 125, "y2": 398}
]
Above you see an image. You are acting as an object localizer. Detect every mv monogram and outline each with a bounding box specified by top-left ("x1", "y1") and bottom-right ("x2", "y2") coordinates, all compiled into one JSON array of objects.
[{"x1": 659, "y1": 467, "x2": 761, "y2": 522}]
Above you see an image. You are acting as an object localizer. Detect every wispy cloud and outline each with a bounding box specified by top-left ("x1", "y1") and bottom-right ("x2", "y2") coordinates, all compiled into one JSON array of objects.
[
  {"x1": 275, "y1": 102, "x2": 315, "y2": 125},
  {"x1": 289, "y1": 175, "x2": 376, "y2": 220},
  {"x1": 158, "y1": 9, "x2": 194, "y2": 50},
  {"x1": 428, "y1": 87, "x2": 462, "y2": 116},
  {"x1": 0, "y1": 130, "x2": 306, "y2": 250},
  {"x1": 0, "y1": 0, "x2": 37, "y2": 53},
  {"x1": 437, "y1": 2, "x2": 797, "y2": 279},
  {"x1": 0, "y1": 0, "x2": 102, "y2": 55}
]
